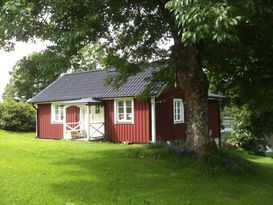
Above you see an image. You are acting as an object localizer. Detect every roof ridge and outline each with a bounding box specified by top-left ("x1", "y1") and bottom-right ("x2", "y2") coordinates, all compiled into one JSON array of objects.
[{"x1": 64, "y1": 69, "x2": 113, "y2": 76}]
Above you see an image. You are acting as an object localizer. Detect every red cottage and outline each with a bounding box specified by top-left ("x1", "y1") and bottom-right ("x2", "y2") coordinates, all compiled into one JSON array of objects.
[{"x1": 29, "y1": 68, "x2": 222, "y2": 144}]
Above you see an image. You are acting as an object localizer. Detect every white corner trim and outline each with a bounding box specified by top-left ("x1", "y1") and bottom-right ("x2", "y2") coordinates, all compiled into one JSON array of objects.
[
  {"x1": 151, "y1": 97, "x2": 156, "y2": 143},
  {"x1": 114, "y1": 100, "x2": 117, "y2": 124},
  {"x1": 86, "y1": 105, "x2": 90, "y2": 140},
  {"x1": 63, "y1": 105, "x2": 68, "y2": 139}
]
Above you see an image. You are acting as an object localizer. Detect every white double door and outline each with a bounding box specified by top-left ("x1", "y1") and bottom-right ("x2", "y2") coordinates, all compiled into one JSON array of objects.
[{"x1": 86, "y1": 105, "x2": 105, "y2": 138}]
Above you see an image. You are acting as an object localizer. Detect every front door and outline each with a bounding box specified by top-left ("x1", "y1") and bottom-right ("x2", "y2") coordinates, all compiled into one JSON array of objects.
[
  {"x1": 89, "y1": 105, "x2": 105, "y2": 138},
  {"x1": 65, "y1": 106, "x2": 81, "y2": 139}
]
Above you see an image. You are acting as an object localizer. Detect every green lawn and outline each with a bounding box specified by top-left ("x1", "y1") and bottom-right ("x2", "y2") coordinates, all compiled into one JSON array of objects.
[{"x1": 0, "y1": 130, "x2": 273, "y2": 205}]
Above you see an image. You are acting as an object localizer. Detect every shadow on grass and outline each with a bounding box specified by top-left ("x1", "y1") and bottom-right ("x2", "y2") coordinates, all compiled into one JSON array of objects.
[
  {"x1": 50, "y1": 148, "x2": 182, "y2": 204},
  {"x1": 49, "y1": 146, "x2": 273, "y2": 204}
]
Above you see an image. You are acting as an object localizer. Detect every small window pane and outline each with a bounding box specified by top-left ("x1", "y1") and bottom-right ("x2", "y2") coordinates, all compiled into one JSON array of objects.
[
  {"x1": 118, "y1": 107, "x2": 124, "y2": 113},
  {"x1": 177, "y1": 103, "x2": 181, "y2": 109},
  {"x1": 126, "y1": 101, "x2": 132, "y2": 107},
  {"x1": 118, "y1": 101, "x2": 124, "y2": 107},
  {"x1": 95, "y1": 105, "x2": 100, "y2": 114},
  {"x1": 177, "y1": 113, "x2": 181, "y2": 121},
  {"x1": 126, "y1": 107, "x2": 132, "y2": 114},
  {"x1": 119, "y1": 114, "x2": 124, "y2": 120},
  {"x1": 127, "y1": 113, "x2": 132, "y2": 120},
  {"x1": 177, "y1": 108, "x2": 181, "y2": 113}
]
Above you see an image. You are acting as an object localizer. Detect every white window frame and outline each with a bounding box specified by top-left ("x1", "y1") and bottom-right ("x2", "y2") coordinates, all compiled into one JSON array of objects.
[
  {"x1": 51, "y1": 103, "x2": 65, "y2": 124},
  {"x1": 114, "y1": 98, "x2": 134, "y2": 124},
  {"x1": 173, "y1": 98, "x2": 184, "y2": 124}
]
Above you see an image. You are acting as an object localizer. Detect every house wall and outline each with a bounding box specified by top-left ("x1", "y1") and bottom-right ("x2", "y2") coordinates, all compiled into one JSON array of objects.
[
  {"x1": 155, "y1": 89, "x2": 186, "y2": 141},
  {"x1": 37, "y1": 104, "x2": 63, "y2": 139},
  {"x1": 37, "y1": 92, "x2": 220, "y2": 143},
  {"x1": 155, "y1": 88, "x2": 220, "y2": 142},
  {"x1": 105, "y1": 99, "x2": 150, "y2": 143},
  {"x1": 208, "y1": 100, "x2": 221, "y2": 138}
]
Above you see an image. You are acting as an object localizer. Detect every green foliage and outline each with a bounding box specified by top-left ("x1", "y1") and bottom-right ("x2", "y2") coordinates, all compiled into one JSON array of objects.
[
  {"x1": 165, "y1": 0, "x2": 241, "y2": 44},
  {"x1": 0, "y1": 0, "x2": 173, "y2": 87},
  {"x1": 227, "y1": 106, "x2": 270, "y2": 155},
  {"x1": 0, "y1": 98, "x2": 36, "y2": 132},
  {"x1": 70, "y1": 44, "x2": 107, "y2": 71},
  {"x1": 207, "y1": 1, "x2": 273, "y2": 154}
]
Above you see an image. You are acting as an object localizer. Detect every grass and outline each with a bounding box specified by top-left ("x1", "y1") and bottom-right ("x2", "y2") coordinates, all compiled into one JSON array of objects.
[{"x1": 0, "y1": 130, "x2": 273, "y2": 205}]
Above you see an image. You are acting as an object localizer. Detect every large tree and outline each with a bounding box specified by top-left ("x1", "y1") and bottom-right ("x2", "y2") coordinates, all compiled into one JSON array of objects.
[{"x1": 0, "y1": 0, "x2": 270, "y2": 154}]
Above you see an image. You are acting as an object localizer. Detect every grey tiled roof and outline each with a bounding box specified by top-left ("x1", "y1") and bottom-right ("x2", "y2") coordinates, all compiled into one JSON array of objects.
[
  {"x1": 29, "y1": 68, "x2": 161, "y2": 103},
  {"x1": 29, "y1": 68, "x2": 223, "y2": 103}
]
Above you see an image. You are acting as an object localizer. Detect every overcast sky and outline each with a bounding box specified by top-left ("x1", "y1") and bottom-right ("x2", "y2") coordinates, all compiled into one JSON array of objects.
[{"x1": 0, "y1": 40, "x2": 48, "y2": 99}]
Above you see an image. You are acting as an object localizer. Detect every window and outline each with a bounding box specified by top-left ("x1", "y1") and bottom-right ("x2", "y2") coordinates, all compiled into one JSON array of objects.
[
  {"x1": 95, "y1": 105, "x2": 100, "y2": 114},
  {"x1": 52, "y1": 104, "x2": 64, "y2": 123},
  {"x1": 115, "y1": 99, "x2": 134, "y2": 123},
  {"x1": 173, "y1": 99, "x2": 184, "y2": 123}
]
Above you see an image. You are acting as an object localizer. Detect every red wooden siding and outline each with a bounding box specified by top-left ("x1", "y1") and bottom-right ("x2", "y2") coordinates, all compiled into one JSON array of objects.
[
  {"x1": 66, "y1": 106, "x2": 80, "y2": 128},
  {"x1": 105, "y1": 99, "x2": 150, "y2": 143},
  {"x1": 208, "y1": 100, "x2": 221, "y2": 138},
  {"x1": 38, "y1": 104, "x2": 63, "y2": 139},
  {"x1": 156, "y1": 88, "x2": 186, "y2": 141},
  {"x1": 156, "y1": 88, "x2": 220, "y2": 141}
]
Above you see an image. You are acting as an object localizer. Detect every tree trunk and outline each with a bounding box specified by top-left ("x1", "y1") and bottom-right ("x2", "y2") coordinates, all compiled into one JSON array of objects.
[{"x1": 172, "y1": 41, "x2": 217, "y2": 155}]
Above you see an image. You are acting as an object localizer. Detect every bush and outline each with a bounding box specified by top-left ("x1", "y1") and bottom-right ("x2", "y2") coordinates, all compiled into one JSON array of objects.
[
  {"x1": 227, "y1": 106, "x2": 270, "y2": 155},
  {"x1": 0, "y1": 98, "x2": 36, "y2": 132}
]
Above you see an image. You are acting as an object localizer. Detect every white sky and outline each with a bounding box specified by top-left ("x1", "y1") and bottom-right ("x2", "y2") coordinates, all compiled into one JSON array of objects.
[{"x1": 0, "y1": 40, "x2": 48, "y2": 99}]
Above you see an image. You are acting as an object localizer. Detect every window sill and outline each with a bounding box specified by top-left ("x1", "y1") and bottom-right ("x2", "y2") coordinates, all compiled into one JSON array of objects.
[
  {"x1": 51, "y1": 121, "x2": 64, "y2": 124},
  {"x1": 174, "y1": 121, "x2": 184, "y2": 124},
  {"x1": 115, "y1": 121, "x2": 134, "y2": 125}
]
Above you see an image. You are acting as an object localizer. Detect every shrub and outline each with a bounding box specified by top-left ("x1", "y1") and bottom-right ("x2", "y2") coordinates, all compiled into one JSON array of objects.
[
  {"x1": 227, "y1": 106, "x2": 270, "y2": 155},
  {"x1": 0, "y1": 98, "x2": 36, "y2": 132}
]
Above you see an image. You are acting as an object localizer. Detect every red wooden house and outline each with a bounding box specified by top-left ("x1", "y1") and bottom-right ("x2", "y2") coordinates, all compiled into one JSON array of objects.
[{"x1": 29, "y1": 68, "x2": 222, "y2": 144}]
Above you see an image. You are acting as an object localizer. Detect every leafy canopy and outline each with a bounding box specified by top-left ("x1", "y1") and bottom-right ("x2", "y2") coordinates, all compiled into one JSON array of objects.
[{"x1": 165, "y1": 0, "x2": 241, "y2": 44}]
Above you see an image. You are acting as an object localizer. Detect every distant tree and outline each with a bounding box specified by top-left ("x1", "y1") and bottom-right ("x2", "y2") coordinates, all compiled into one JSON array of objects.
[
  {"x1": 2, "y1": 50, "x2": 70, "y2": 100},
  {"x1": 3, "y1": 44, "x2": 105, "y2": 100}
]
